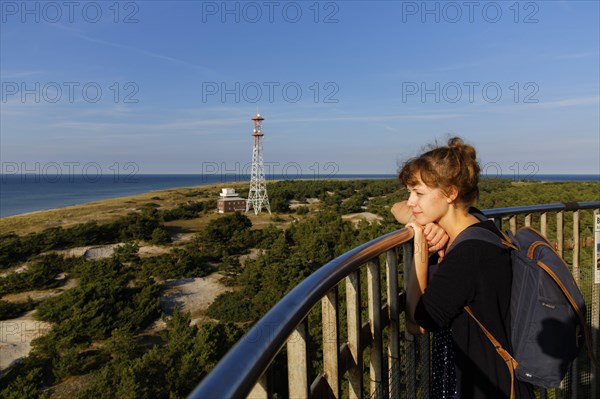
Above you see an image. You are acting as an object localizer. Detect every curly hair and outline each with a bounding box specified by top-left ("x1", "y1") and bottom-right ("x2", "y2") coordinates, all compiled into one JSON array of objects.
[{"x1": 398, "y1": 137, "x2": 480, "y2": 208}]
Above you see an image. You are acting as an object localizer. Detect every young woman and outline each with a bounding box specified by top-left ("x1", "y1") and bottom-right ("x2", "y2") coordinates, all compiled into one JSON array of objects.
[
  {"x1": 393, "y1": 199, "x2": 457, "y2": 398},
  {"x1": 397, "y1": 137, "x2": 534, "y2": 399}
]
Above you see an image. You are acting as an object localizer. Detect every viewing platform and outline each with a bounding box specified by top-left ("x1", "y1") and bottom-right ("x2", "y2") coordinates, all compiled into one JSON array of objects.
[{"x1": 189, "y1": 201, "x2": 600, "y2": 399}]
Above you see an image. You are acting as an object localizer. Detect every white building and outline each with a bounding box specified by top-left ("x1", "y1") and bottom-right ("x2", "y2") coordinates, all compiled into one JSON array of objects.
[{"x1": 217, "y1": 188, "x2": 247, "y2": 213}]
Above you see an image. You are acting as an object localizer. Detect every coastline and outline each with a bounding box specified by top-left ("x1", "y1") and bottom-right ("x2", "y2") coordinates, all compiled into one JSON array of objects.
[
  {"x1": 1, "y1": 175, "x2": 598, "y2": 235},
  {"x1": 0, "y1": 181, "x2": 249, "y2": 236},
  {"x1": 0, "y1": 174, "x2": 398, "y2": 218}
]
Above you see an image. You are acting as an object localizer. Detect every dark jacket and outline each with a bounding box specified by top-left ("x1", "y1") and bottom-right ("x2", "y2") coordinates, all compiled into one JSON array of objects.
[{"x1": 415, "y1": 220, "x2": 534, "y2": 399}]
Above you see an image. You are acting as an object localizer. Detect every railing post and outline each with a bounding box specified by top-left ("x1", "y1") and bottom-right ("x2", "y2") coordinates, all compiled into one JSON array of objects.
[
  {"x1": 345, "y1": 271, "x2": 363, "y2": 399},
  {"x1": 556, "y1": 211, "x2": 565, "y2": 398},
  {"x1": 493, "y1": 217, "x2": 503, "y2": 231},
  {"x1": 572, "y1": 210, "x2": 580, "y2": 282},
  {"x1": 386, "y1": 249, "x2": 400, "y2": 398},
  {"x1": 509, "y1": 215, "x2": 517, "y2": 234},
  {"x1": 557, "y1": 210, "x2": 564, "y2": 256},
  {"x1": 524, "y1": 213, "x2": 532, "y2": 227},
  {"x1": 247, "y1": 374, "x2": 268, "y2": 399},
  {"x1": 403, "y1": 243, "x2": 417, "y2": 399},
  {"x1": 592, "y1": 209, "x2": 600, "y2": 399},
  {"x1": 287, "y1": 318, "x2": 309, "y2": 399},
  {"x1": 368, "y1": 259, "x2": 384, "y2": 399},
  {"x1": 322, "y1": 288, "x2": 340, "y2": 398},
  {"x1": 571, "y1": 210, "x2": 580, "y2": 398},
  {"x1": 540, "y1": 212, "x2": 547, "y2": 238}
]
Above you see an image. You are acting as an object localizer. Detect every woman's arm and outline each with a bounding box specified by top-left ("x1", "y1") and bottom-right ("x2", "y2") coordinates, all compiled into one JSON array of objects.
[
  {"x1": 391, "y1": 200, "x2": 413, "y2": 224},
  {"x1": 405, "y1": 222, "x2": 429, "y2": 335},
  {"x1": 392, "y1": 200, "x2": 449, "y2": 256}
]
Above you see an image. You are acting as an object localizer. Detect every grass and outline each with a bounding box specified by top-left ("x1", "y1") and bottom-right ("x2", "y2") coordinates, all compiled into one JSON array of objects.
[
  {"x1": 0, "y1": 179, "x2": 305, "y2": 239},
  {"x1": 0, "y1": 181, "x2": 250, "y2": 236}
]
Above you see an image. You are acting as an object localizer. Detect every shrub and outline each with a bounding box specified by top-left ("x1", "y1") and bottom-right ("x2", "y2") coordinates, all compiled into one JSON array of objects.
[
  {"x1": 151, "y1": 228, "x2": 171, "y2": 244},
  {"x1": 295, "y1": 205, "x2": 309, "y2": 215},
  {"x1": 0, "y1": 298, "x2": 35, "y2": 320}
]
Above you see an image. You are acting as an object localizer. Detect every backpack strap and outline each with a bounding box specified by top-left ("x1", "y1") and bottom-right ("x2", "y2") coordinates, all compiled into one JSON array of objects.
[
  {"x1": 447, "y1": 225, "x2": 513, "y2": 254},
  {"x1": 465, "y1": 306, "x2": 517, "y2": 399},
  {"x1": 452, "y1": 223, "x2": 518, "y2": 398}
]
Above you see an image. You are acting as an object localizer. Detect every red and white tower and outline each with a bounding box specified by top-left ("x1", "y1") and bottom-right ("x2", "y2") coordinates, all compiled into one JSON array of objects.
[{"x1": 246, "y1": 113, "x2": 271, "y2": 215}]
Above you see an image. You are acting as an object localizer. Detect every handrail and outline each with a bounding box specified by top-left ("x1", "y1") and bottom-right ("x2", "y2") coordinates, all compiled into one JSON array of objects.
[
  {"x1": 187, "y1": 201, "x2": 600, "y2": 399},
  {"x1": 187, "y1": 228, "x2": 414, "y2": 399},
  {"x1": 481, "y1": 201, "x2": 600, "y2": 218}
]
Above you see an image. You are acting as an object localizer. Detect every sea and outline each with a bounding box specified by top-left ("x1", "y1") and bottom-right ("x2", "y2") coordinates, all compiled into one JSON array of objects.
[{"x1": 0, "y1": 173, "x2": 598, "y2": 218}]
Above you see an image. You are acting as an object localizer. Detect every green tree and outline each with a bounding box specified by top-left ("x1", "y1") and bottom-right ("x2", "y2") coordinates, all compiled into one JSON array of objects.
[
  {"x1": 340, "y1": 193, "x2": 367, "y2": 214},
  {"x1": 151, "y1": 227, "x2": 172, "y2": 244},
  {"x1": 194, "y1": 212, "x2": 253, "y2": 259},
  {"x1": 113, "y1": 242, "x2": 140, "y2": 263},
  {"x1": 0, "y1": 367, "x2": 49, "y2": 399},
  {"x1": 103, "y1": 328, "x2": 138, "y2": 363},
  {"x1": 295, "y1": 205, "x2": 309, "y2": 215},
  {"x1": 0, "y1": 298, "x2": 35, "y2": 320},
  {"x1": 0, "y1": 254, "x2": 69, "y2": 296},
  {"x1": 34, "y1": 258, "x2": 160, "y2": 355}
]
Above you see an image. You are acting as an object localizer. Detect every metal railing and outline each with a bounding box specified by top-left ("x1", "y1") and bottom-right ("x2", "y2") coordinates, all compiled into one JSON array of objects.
[{"x1": 188, "y1": 201, "x2": 600, "y2": 399}]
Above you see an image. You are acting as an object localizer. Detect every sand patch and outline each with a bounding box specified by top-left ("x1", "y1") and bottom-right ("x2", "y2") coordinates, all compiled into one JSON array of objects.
[
  {"x1": 2, "y1": 278, "x2": 79, "y2": 304},
  {"x1": 171, "y1": 232, "x2": 195, "y2": 242},
  {"x1": 160, "y1": 273, "x2": 232, "y2": 326},
  {"x1": 138, "y1": 245, "x2": 171, "y2": 257},
  {"x1": 0, "y1": 263, "x2": 31, "y2": 278},
  {"x1": 0, "y1": 310, "x2": 52, "y2": 375},
  {"x1": 1, "y1": 276, "x2": 79, "y2": 375},
  {"x1": 238, "y1": 248, "x2": 262, "y2": 266},
  {"x1": 342, "y1": 212, "x2": 383, "y2": 224}
]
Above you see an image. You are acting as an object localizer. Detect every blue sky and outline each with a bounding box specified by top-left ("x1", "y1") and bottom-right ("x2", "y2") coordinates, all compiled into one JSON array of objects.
[{"x1": 1, "y1": 1, "x2": 599, "y2": 177}]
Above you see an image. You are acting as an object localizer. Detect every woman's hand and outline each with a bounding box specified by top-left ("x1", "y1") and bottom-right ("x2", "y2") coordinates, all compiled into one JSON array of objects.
[
  {"x1": 423, "y1": 223, "x2": 449, "y2": 258},
  {"x1": 392, "y1": 201, "x2": 448, "y2": 257}
]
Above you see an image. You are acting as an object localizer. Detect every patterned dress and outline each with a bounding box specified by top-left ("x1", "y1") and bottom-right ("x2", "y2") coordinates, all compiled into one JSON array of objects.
[
  {"x1": 428, "y1": 257, "x2": 457, "y2": 399},
  {"x1": 431, "y1": 328, "x2": 457, "y2": 398}
]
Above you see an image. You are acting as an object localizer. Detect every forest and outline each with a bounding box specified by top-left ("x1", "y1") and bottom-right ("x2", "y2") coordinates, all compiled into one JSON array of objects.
[{"x1": 0, "y1": 177, "x2": 598, "y2": 398}]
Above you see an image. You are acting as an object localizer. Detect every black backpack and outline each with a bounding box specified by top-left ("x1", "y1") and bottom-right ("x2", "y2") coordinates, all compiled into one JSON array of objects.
[{"x1": 452, "y1": 224, "x2": 599, "y2": 396}]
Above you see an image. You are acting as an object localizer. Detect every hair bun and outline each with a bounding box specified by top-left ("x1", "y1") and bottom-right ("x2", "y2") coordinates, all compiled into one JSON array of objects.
[
  {"x1": 447, "y1": 137, "x2": 464, "y2": 148},
  {"x1": 448, "y1": 136, "x2": 476, "y2": 160}
]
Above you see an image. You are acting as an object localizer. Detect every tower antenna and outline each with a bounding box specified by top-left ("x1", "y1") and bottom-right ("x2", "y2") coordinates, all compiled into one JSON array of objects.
[{"x1": 246, "y1": 112, "x2": 271, "y2": 215}]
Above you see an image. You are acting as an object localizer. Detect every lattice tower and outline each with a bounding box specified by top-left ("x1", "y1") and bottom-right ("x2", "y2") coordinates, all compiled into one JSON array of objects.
[{"x1": 246, "y1": 113, "x2": 271, "y2": 215}]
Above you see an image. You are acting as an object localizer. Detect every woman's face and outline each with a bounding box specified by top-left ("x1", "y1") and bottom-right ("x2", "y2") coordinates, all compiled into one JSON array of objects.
[{"x1": 406, "y1": 175, "x2": 450, "y2": 224}]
